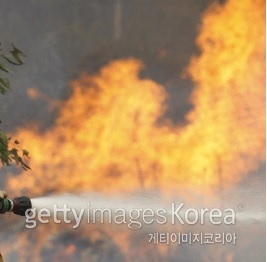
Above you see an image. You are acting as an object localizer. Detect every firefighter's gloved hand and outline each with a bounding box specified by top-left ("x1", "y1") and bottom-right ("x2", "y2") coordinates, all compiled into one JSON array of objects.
[{"x1": 0, "y1": 190, "x2": 7, "y2": 200}]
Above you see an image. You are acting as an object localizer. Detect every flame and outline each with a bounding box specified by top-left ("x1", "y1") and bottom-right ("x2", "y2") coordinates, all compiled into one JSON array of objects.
[
  {"x1": 180, "y1": 0, "x2": 265, "y2": 187},
  {"x1": 27, "y1": 87, "x2": 61, "y2": 110},
  {"x1": 2, "y1": 0, "x2": 265, "y2": 261},
  {"x1": 7, "y1": 0, "x2": 265, "y2": 197}
]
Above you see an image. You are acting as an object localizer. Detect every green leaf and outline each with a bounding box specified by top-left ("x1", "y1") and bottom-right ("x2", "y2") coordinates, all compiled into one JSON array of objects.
[
  {"x1": 1, "y1": 44, "x2": 25, "y2": 66},
  {"x1": 21, "y1": 161, "x2": 31, "y2": 170},
  {"x1": 22, "y1": 149, "x2": 29, "y2": 157},
  {"x1": 0, "y1": 77, "x2": 11, "y2": 94},
  {"x1": 0, "y1": 130, "x2": 9, "y2": 165},
  {"x1": 0, "y1": 43, "x2": 30, "y2": 170},
  {"x1": 2, "y1": 55, "x2": 20, "y2": 66},
  {"x1": 0, "y1": 86, "x2": 6, "y2": 94},
  {"x1": 10, "y1": 44, "x2": 25, "y2": 65},
  {"x1": 11, "y1": 44, "x2": 24, "y2": 56},
  {"x1": 0, "y1": 62, "x2": 9, "y2": 73}
]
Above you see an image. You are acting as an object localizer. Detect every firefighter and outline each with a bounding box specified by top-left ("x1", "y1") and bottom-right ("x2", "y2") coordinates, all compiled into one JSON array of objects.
[
  {"x1": 0, "y1": 189, "x2": 32, "y2": 262},
  {"x1": 0, "y1": 190, "x2": 7, "y2": 262}
]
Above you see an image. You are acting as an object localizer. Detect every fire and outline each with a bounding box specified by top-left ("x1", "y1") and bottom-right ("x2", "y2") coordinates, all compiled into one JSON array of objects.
[
  {"x1": 2, "y1": 0, "x2": 265, "y2": 261},
  {"x1": 27, "y1": 87, "x2": 61, "y2": 110},
  {"x1": 184, "y1": 0, "x2": 265, "y2": 185},
  {"x1": 7, "y1": 0, "x2": 265, "y2": 198}
]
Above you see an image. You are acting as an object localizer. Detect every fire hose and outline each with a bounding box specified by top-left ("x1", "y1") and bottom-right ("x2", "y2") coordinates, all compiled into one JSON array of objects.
[{"x1": 0, "y1": 195, "x2": 32, "y2": 216}]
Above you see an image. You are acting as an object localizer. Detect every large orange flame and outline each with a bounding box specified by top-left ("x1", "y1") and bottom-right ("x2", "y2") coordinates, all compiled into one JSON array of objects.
[
  {"x1": 7, "y1": 0, "x2": 265, "y2": 197},
  {"x1": 2, "y1": 0, "x2": 265, "y2": 261}
]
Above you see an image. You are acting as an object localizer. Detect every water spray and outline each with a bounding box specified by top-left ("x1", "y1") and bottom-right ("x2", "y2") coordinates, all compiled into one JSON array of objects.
[{"x1": 28, "y1": 189, "x2": 266, "y2": 226}]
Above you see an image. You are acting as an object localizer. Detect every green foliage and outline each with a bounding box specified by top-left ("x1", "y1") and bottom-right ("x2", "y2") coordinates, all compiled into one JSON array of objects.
[
  {"x1": 0, "y1": 43, "x2": 30, "y2": 170},
  {"x1": 0, "y1": 43, "x2": 25, "y2": 94}
]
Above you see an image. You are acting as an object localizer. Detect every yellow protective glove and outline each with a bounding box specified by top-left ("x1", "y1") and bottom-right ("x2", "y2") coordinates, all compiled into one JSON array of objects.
[{"x1": 0, "y1": 190, "x2": 7, "y2": 200}]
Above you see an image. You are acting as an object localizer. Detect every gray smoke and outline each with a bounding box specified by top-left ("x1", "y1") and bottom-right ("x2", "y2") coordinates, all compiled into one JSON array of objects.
[{"x1": 0, "y1": 0, "x2": 213, "y2": 130}]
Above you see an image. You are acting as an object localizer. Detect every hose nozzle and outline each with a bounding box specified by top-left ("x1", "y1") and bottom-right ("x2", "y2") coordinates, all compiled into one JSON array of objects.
[{"x1": 0, "y1": 196, "x2": 32, "y2": 216}]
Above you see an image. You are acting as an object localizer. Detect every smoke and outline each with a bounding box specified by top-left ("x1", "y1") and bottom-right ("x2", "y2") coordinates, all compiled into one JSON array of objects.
[
  {"x1": 0, "y1": 0, "x2": 265, "y2": 261},
  {"x1": 0, "y1": 0, "x2": 212, "y2": 129}
]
